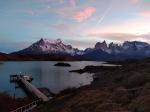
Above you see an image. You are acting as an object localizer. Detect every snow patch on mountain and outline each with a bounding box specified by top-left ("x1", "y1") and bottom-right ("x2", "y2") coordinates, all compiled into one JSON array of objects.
[{"x1": 12, "y1": 38, "x2": 84, "y2": 56}]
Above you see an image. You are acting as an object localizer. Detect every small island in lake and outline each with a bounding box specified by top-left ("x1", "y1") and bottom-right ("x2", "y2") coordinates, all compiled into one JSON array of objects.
[{"x1": 54, "y1": 62, "x2": 71, "y2": 67}]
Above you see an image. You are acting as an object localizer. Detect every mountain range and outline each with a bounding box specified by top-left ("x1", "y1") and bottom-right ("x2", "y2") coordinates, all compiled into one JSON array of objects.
[
  {"x1": 1, "y1": 38, "x2": 150, "y2": 61},
  {"x1": 12, "y1": 38, "x2": 84, "y2": 56}
]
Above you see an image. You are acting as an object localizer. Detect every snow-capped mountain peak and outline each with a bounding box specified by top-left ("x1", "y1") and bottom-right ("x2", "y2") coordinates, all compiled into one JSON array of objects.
[
  {"x1": 38, "y1": 38, "x2": 62, "y2": 45},
  {"x1": 84, "y1": 40, "x2": 150, "y2": 60},
  {"x1": 11, "y1": 39, "x2": 150, "y2": 61},
  {"x1": 12, "y1": 38, "x2": 83, "y2": 56}
]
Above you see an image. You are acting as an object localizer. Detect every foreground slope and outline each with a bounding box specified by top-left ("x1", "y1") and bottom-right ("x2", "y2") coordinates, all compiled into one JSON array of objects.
[{"x1": 34, "y1": 58, "x2": 150, "y2": 112}]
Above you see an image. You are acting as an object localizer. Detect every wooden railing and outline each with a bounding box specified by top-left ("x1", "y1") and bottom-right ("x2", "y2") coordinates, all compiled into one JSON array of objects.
[{"x1": 11, "y1": 99, "x2": 41, "y2": 112}]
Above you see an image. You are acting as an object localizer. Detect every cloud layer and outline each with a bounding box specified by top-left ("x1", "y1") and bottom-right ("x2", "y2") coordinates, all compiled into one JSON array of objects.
[{"x1": 74, "y1": 7, "x2": 96, "y2": 22}]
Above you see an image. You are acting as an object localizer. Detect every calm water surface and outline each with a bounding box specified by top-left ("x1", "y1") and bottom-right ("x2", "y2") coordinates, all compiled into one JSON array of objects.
[{"x1": 0, "y1": 61, "x2": 110, "y2": 97}]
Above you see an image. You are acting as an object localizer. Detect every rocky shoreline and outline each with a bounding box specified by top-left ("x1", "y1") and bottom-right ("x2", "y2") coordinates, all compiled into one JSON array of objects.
[
  {"x1": 33, "y1": 58, "x2": 150, "y2": 112},
  {"x1": 69, "y1": 65, "x2": 120, "y2": 74}
]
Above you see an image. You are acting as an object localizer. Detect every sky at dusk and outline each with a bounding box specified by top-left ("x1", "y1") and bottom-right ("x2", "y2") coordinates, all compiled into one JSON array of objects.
[{"x1": 0, "y1": 0, "x2": 150, "y2": 53}]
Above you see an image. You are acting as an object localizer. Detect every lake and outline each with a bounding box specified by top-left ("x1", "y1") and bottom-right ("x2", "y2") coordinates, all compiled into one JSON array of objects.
[{"x1": 0, "y1": 61, "x2": 111, "y2": 98}]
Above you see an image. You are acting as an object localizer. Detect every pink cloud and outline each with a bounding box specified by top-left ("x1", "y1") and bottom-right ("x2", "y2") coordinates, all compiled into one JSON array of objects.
[
  {"x1": 131, "y1": 0, "x2": 140, "y2": 4},
  {"x1": 140, "y1": 10, "x2": 150, "y2": 17},
  {"x1": 74, "y1": 7, "x2": 96, "y2": 22}
]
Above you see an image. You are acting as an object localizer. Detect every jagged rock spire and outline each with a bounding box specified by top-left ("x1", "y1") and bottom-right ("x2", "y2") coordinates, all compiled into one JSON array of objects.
[{"x1": 95, "y1": 40, "x2": 108, "y2": 50}]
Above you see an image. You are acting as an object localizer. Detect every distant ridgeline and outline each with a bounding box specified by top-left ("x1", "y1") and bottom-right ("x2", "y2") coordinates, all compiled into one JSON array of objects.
[{"x1": 1, "y1": 38, "x2": 150, "y2": 61}]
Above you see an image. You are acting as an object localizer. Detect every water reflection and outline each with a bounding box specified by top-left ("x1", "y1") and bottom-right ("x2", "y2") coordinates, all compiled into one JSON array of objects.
[{"x1": 0, "y1": 61, "x2": 106, "y2": 97}]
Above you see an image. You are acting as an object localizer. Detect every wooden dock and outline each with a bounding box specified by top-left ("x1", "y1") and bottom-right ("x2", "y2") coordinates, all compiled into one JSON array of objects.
[{"x1": 10, "y1": 75, "x2": 50, "y2": 102}]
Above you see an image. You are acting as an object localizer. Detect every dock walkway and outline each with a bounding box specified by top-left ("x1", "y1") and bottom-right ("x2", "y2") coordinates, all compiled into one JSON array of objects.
[
  {"x1": 10, "y1": 75, "x2": 50, "y2": 102},
  {"x1": 10, "y1": 74, "x2": 51, "y2": 112}
]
